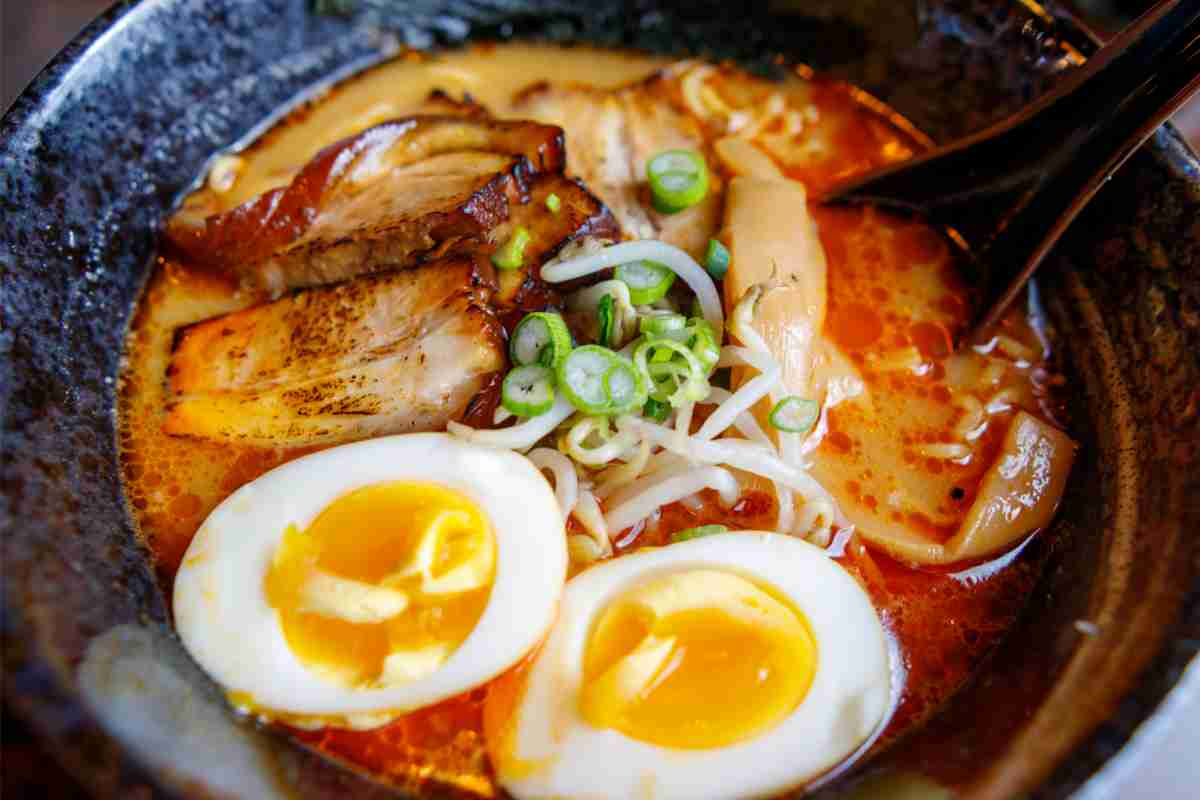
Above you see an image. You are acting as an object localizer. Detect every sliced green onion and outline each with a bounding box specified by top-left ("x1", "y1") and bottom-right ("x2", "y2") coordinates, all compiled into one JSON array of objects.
[
  {"x1": 615, "y1": 260, "x2": 676, "y2": 305},
  {"x1": 688, "y1": 317, "x2": 721, "y2": 346},
  {"x1": 642, "y1": 397, "x2": 671, "y2": 422},
  {"x1": 769, "y1": 396, "x2": 820, "y2": 433},
  {"x1": 691, "y1": 343, "x2": 720, "y2": 374},
  {"x1": 686, "y1": 318, "x2": 722, "y2": 373},
  {"x1": 671, "y1": 524, "x2": 728, "y2": 543},
  {"x1": 602, "y1": 357, "x2": 648, "y2": 415},
  {"x1": 546, "y1": 193, "x2": 562, "y2": 213},
  {"x1": 570, "y1": 280, "x2": 637, "y2": 350},
  {"x1": 555, "y1": 346, "x2": 645, "y2": 415},
  {"x1": 645, "y1": 360, "x2": 692, "y2": 400},
  {"x1": 558, "y1": 346, "x2": 612, "y2": 413},
  {"x1": 492, "y1": 226, "x2": 532, "y2": 270},
  {"x1": 647, "y1": 149, "x2": 709, "y2": 214},
  {"x1": 501, "y1": 364, "x2": 555, "y2": 417},
  {"x1": 639, "y1": 311, "x2": 688, "y2": 339},
  {"x1": 704, "y1": 239, "x2": 730, "y2": 279},
  {"x1": 633, "y1": 338, "x2": 710, "y2": 407},
  {"x1": 597, "y1": 294, "x2": 616, "y2": 348},
  {"x1": 650, "y1": 345, "x2": 676, "y2": 364},
  {"x1": 510, "y1": 312, "x2": 572, "y2": 369}
]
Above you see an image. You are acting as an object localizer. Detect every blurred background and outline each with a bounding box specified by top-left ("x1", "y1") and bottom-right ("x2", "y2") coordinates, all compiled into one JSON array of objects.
[{"x1": 1, "y1": 0, "x2": 1197, "y2": 796}]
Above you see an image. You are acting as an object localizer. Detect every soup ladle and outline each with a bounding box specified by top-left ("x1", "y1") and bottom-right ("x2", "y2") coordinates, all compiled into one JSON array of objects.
[{"x1": 821, "y1": 0, "x2": 1200, "y2": 344}]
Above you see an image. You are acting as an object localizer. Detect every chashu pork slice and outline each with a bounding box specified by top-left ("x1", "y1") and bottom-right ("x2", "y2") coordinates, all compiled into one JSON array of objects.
[
  {"x1": 163, "y1": 257, "x2": 504, "y2": 447},
  {"x1": 490, "y1": 173, "x2": 620, "y2": 308},
  {"x1": 171, "y1": 89, "x2": 491, "y2": 226},
  {"x1": 512, "y1": 74, "x2": 721, "y2": 258},
  {"x1": 165, "y1": 116, "x2": 566, "y2": 294}
]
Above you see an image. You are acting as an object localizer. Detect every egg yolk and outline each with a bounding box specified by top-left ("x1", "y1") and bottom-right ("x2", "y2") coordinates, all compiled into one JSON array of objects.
[
  {"x1": 264, "y1": 481, "x2": 496, "y2": 688},
  {"x1": 579, "y1": 569, "x2": 816, "y2": 749}
]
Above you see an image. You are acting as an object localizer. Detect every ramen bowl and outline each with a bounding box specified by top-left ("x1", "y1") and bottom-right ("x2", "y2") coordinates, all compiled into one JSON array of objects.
[{"x1": 1, "y1": 1, "x2": 1197, "y2": 797}]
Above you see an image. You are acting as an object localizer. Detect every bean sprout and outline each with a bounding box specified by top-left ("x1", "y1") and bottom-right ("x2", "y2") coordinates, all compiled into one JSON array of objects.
[
  {"x1": 594, "y1": 439, "x2": 652, "y2": 500},
  {"x1": 568, "y1": 280, "x2": 639, "y2": 349},
  {"x1": 775, "y1": 484, "x2": 796, "y2": 536},
  {"x1": 700, "y1": 387, "x2": 772, "y2": 446},
  {"x1": 570, "y1": 490, "x2": 611, "y2": 562},
  {"x1": 674, "y1": 401, "x2": 695, "y2": 457},
  {"x1": 717, "y1": 345, "x2": 777, "y2": 373},
  {"x1": 605, "y1": 466, "x2": 739, "y2": 535},
  {"x1": 604, "y1": 459, "x2": 695, "y2": 511},
  {"x1": 722, "y1": 294, "x2": 806, "y2": 469},
  {"x1": 528, "y1": 448, "x2": 579, "y2": 523},
  {"x1": 541, "y1": 241, "x2": 723, "y2": 332},
  {"x1": 448, "y1": 393, "x2": 574, "y2": 451},
  {"x1": 729, "y1": 284, "x2": 773, "y2": 355},
  {"x1": 568, "y1": 535, "x2": 608, "y2": 565},
  {"x1": 618, "y1": 416, "x2": 838, "y2": 520},
  {"x1": 562, "y1": 415, "x2": 640, "y2": 466},
  {"x1": 695, "y1": 362, "x2": 780, "y2": 441}
]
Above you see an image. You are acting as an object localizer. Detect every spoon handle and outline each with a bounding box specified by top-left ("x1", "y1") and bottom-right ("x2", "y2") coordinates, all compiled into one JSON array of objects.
[
  {"x1": 822, "y1": 0, "x2": 1200, "y2": 338},
  {"x1": 968, "y1": 0, "x2": 1200, "y2": 337}
]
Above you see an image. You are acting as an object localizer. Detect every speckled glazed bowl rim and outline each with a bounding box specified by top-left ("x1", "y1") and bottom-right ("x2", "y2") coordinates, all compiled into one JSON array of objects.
[{"x1": 2, "y1": 1, "x2": 1198, "y2": 798}]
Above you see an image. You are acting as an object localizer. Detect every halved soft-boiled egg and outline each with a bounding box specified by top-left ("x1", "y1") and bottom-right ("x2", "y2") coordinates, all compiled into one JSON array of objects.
[
  {"x1": 173, "y1": 433, "x2": 566, "y2": 729},
  {"x1": 486, "y1": 532, "x2": 892, "y2": 800}
]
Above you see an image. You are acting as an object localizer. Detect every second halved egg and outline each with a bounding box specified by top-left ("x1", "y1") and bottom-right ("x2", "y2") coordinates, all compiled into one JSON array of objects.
[{"x1": 487, "y1": 532, "x2": 893, "y2": 800}]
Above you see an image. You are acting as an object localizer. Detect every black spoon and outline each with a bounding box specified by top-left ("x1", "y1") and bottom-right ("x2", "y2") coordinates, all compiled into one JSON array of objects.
[{"x1": 821, "y1": 0, "x2": 1200, "y2": 344}]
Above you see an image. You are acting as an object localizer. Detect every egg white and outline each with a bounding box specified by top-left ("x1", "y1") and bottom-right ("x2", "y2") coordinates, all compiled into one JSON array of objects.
[
  {"x1": 496, "y1": 532, "x2": 892, "y2": 800},
  {"x1": 172, "y1": 433, "x2": 567, "y2": 724}
]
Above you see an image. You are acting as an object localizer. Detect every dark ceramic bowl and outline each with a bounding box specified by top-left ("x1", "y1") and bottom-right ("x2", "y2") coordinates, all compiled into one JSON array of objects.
[{"x1": 2, "y1": 1, "x2": 1198, "y2": 797}]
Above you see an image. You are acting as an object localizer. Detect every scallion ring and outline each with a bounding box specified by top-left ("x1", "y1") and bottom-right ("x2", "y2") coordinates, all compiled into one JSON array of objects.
[
  {"x1": 769, "y1": 396, "x2": 820, "y2": 433},
  {"x1": 492, "y1": 226, "x2": 532, "y2": 270},
  {"x1": 639, "y1": 310, "x2": 688, "y2": 340},
  {"x1": 510, "y1": 312, "x2": 572, "y2": 369},
  {"x1": 614, "y1": 260, "x2": 676, "y2": 305},
  {"x1": 501, "y1": 364, "x2": 556, "y2": 417},
  {"x1": 633, "y1": 338, "x2": 710, "y2": 407},
  {"x1": 602, "y1": 357, "x2": 648, "y2": 415},
  {"x1": 597, "y1": 294, "x2": 616, "y2": 348},
  {"x1": 642, "y1": 397, "x2": 671, "y2": 422},
  {"x1": 644, "y1": 361, "x2": 692, "y2": 401},
  {"x1": 687, "y1": 317, "x2": 722, "y2": 346},
  {"x1": 651, "y1": 344, "x2": 677, "y2": 364},
  {"x1": 671, "y1": 524, "x2": 728, "y2": 543},
  {"x1": 554, "y1": 345, "x2": 624, "y2": 417},
  {"x1": 685, "y1": 318, "x2": 722, "y2": 373},
  {"x1": 704, "y1": 239, "x2": 730, "y2": 279},
  {"x1": 647, "y1": 149, "x2": 709, "y2": 213}
]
